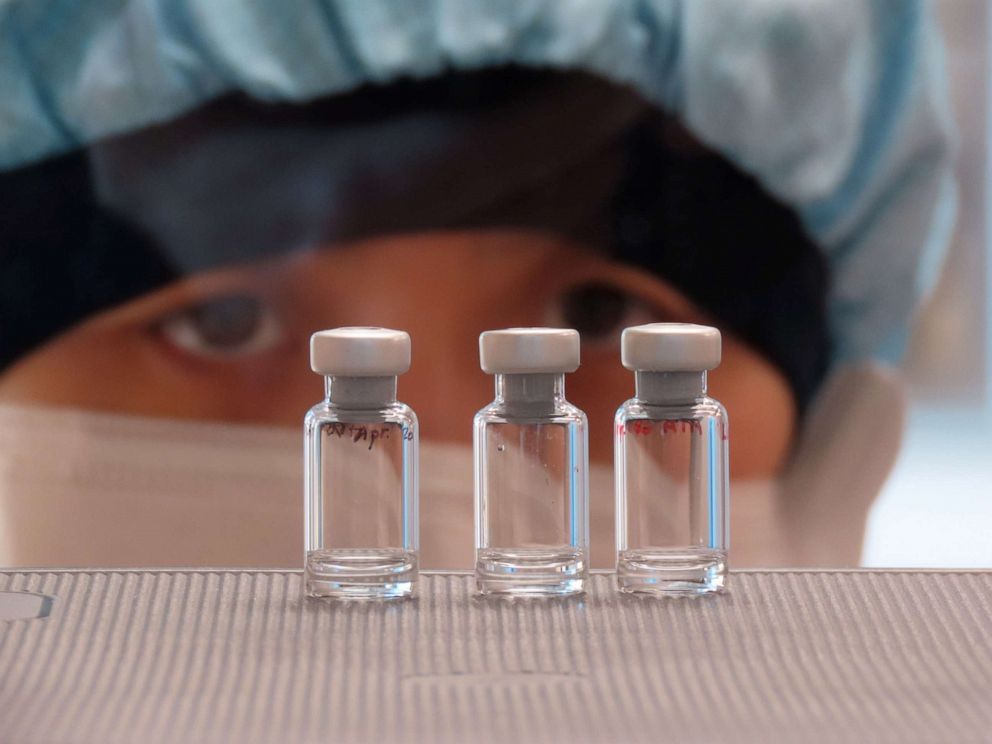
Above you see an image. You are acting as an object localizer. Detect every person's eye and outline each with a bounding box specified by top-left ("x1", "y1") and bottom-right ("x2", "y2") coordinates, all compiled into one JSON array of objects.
[
  {"x1": 549, "y1": 281, "x2": 657, "y2": 343},
  {"x1": 155, "y1": 294, "x2": 284, "y2": 360}
]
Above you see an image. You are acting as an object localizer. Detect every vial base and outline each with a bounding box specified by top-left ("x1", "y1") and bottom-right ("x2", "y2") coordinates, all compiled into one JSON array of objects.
[
  {"x1": 617, "y1": 548, "x2": 727, "y2": 596},
  {"x1": 475, "y1": 547, "x2": 586, "y2": 597},
  {"x1": 305, "y1": 548, "x2": 417, "y2": 599}
]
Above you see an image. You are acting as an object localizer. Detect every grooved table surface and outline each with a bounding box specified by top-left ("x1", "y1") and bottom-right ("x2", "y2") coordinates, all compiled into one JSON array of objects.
[{"x1": 1, "y1": 570, "x2": 991, "y2": 744}]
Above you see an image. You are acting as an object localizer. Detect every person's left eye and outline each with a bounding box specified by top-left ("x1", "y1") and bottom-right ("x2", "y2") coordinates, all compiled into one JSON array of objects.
[
  {"x1": 547, "y1": 281, "x2": 656, "y2": 344},
  {"x1": 154, "y1": 294, "x2": 284, "y2": 360}
]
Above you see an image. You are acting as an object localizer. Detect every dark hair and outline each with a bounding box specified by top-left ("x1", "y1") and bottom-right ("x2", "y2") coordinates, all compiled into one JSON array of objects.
[
  {"x1": 0, "y1": 67, "x2": 829, "y2": 409},
  {"x1": 610, "y1": 116, "x2": 831, "y2": 411},
  {"x1": 0, "y1": 151, "x2": 176, "y2": 371}
]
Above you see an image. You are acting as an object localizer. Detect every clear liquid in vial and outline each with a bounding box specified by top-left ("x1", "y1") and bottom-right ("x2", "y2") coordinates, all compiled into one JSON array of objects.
[
  {"x1": 305, "y1": 547, "x2": 418, "y2": 599},
  {"x1": 305, "y1": 415, "x2": 417, "y2": 599},
  {"x1": 475, "y1": 418, "x2": 587, "y2": 596},
  {"x1": 616, "y1": 409, "x2": 727, "y2": 595}
]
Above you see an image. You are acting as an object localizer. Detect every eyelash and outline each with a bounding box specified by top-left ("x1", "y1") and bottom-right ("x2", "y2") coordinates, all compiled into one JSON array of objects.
[
  {"x1": 154, "y1": 294, "x2": 285, "y2": 361},
  {"x1": 549, "y1": 282, "x2": 659, "y2": 341},
  {"x1": 152, "y1": 281, "x2": 663, "y2": 363}
]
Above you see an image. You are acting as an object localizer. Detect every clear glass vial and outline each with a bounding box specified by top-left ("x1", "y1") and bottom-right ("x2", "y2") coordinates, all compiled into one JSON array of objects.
[
  {"x1": 615, "y1": 323, "x2": 729, "y2": 595},
  {"x1": 474, "y1": 328, "x2": 589, "y2": 596},
  {"x1": 304, "y1": 327, "x2": 419, "y2": 599}
]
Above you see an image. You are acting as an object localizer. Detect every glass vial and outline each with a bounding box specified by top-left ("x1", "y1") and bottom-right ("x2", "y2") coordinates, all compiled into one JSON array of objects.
[
  {"x1": 474, "y1": 328, "x2": 589, "y2": 596},
  {"x1": 304, "y1": 327, "x2": 419, "y2": 599},
  {"x1": 615, "y1": 323, "x2": 729, "y2": 595}
]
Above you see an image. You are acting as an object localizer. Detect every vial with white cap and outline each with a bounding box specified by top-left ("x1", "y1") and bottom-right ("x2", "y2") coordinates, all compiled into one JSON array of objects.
[
  {"x1": 304, "y1": 327, "x2": 419, "y2": 599},
  {"x1": 615, "y1": 323, "x2": 729, "y2": 595},
  {"x1": 474, "y1": 328, "x2": 589, "y2": 596}
]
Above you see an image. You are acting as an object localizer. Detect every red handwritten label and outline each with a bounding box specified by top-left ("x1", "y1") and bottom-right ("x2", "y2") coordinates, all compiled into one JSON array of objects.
[
  {"x1": 631, "y1": 421, "x2": 654, "y2": 436},
  {"x1": 621, "y1": 420, "x2": 709, "y2": 436}
]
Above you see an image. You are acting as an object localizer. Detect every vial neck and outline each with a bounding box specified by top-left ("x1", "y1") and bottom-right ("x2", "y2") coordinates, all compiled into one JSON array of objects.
[
  {"x1": 325, "y1": 376, "x2": 397, "y2": 409},
  {"x1": 635, "y1": 371, "x2": 706, "y2": 405},
  {"x1": 495, "y1": 373, "x2": 564, "y2": 415}
]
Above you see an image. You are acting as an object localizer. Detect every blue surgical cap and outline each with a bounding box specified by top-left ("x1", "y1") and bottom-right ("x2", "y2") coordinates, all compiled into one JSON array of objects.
[{"x1": 0, "y1": 0, "x2": 956, "y2": 364}]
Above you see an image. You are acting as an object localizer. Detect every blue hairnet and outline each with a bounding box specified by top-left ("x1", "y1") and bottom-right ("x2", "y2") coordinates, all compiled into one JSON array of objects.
[{"x1": 0, "y1": 0, "x2": 956, "y2": 364}]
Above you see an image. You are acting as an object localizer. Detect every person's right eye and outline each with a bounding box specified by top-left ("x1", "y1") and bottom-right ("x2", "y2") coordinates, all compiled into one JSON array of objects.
[{"x1": 154, "y1": 294, "x2": 284, "y2": 361}]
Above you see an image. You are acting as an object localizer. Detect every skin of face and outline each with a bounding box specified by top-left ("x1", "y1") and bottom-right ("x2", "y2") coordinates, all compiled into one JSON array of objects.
[{"x1": 0, "y1": 229, "x2": 795, "y2": 477}]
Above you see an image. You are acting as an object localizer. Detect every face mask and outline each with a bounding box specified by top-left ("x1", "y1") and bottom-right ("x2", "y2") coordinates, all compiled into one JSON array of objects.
[{"x1": 0, "y1": 364, "x2": 903, "y2": 569}]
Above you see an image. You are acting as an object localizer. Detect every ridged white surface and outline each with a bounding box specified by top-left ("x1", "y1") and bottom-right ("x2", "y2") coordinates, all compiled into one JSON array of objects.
[{"x1": 1, "y1": 571, "x2": 990, "y2": 743}]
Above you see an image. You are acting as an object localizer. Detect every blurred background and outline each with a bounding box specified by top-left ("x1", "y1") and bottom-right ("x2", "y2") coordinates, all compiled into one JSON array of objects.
[
  {"x1": 0, "y1": 0, "x2": 986, "y2": 570},
  {"x1": 864, "y1": 0, "x2": 992, "y2": 567}
]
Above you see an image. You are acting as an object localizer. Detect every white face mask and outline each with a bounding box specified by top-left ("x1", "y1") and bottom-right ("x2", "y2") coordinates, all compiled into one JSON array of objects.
[{"x1": 0, "y1": 365, "x2": 903, "y2": 569}]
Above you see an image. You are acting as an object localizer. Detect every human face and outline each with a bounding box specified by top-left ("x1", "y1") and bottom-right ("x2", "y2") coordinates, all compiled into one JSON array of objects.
[{"x1": 0, "y1": 228, "x2": 795, "y2": 478}]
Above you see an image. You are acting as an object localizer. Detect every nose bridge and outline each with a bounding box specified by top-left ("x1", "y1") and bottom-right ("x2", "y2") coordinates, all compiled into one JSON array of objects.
[
  {"x1": 386, "y1": 253, "x2": 494, "y2": 442},
  {"x1": 404, "y1": 314, "x2": 486, "y2": 444},
  {"x1": 290, "y1": 240, "x2": 512, "y2": 442}
]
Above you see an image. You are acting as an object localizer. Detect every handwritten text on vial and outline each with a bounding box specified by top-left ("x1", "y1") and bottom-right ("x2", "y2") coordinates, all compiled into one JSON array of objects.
[
  {"x1": 618, "y1": 420, "x2": 729, "y2": 441},
  {"x1": 324, "y1": 423, "x2": 414, "y2": 450}
]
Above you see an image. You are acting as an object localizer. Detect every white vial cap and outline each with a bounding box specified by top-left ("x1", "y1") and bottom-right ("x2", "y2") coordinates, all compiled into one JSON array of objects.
[
  {"x1": 310, "y1": 327, "x2": 411, "y2": 377},
  {"x1": 621, "y1": 323, "x2": 721, "y2": 372},
  {"x1": 479, "y1": 328, "x2": 580, "y2": 374}
]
